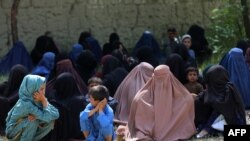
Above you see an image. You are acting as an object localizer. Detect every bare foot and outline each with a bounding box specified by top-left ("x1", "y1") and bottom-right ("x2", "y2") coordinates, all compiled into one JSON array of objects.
[{"x1": 196, "y1": 129, "x2": 208, "y2": 139}]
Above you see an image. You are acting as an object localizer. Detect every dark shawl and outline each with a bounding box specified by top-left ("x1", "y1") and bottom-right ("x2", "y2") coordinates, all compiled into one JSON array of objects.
[
  {"x1": 165, "y1": 53, "x2": 186, "y2": 84},
  {"x1": 0, "y1": 64, "x2": 28, "y2": 129},
  {"x1": 103, "y1": 67, "x2": 128, "y2": 97},
  {"x1": 30, "y1": 35, "x2": 59, "y2": 66},
  {"x1": 172, "y1": 43, "x2": 197, "y2": 68},
  {"x1": 76, "y1": 50, "x2": 97, "y2": 84},
  {"x1": 187, "y1": 24, "x2": 211, "y2": 63},
  {"x1": 133, "y1": 31, "x2": 161, "y2": 59},
  {"x1": 49, "y1": 73, "x2": 86, "y2": 140},
  {"x1": 204, "y1": 65, "x2": 246, "y2": 125},
  {"x1": 135, "y1": 47, "x2": 159, "y2": 68},
  {"x1": 46, "y1": 59, "x2": 87, "y2": 95},
  {"x1": 101, "y1": 55, "x2": 121, "y2": 77},
  {"x1": 86, "y1": 37, "x2": 102, "y2": 62}
]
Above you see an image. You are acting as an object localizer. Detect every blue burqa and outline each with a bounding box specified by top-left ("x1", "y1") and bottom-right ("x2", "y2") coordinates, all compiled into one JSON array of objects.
[
  {"x1": 0, "y1": 41, "x2": 33, "y2": 74},
  {"x1": 220, "y1": 48, "x2": 250, "y2": 109}
]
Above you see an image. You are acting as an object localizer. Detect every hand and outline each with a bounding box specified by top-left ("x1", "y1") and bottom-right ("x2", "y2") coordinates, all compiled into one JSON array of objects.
[
  {"x1": 98, "y1": 98, "x2": 107, "y2": 112},
  {"x1": 116, "y1": 125, "x2": 126, "y2": 136},
  {"x1": 191, "y1": 93, "x2": 197, "y2": 99},
  {"x1": 33, "y1": 91, "x2": 46, "y2": 103},
  {"x1": 33, "y1": 91, "x2": 48, "y2": 107},
  {"x1": 28, "y1": 114, "x2": 36, "y2": 121}
]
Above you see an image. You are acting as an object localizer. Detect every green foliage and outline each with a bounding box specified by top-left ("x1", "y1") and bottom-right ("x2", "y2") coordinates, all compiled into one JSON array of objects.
[
  {"x1": 0, "y1": 74, "x2": 8, "y2": 83},
  {"x1": 204, "y1": 1, "x2": 246, "y2": 69}
]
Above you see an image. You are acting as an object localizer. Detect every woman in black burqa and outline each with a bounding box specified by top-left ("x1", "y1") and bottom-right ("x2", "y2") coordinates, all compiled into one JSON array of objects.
[{"x1": 195, "y1": 65, "x2": 246, "y2": 138}]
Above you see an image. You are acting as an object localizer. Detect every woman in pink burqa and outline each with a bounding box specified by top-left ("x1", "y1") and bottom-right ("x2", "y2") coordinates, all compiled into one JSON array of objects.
[
  {"x1": 114, "y1": 62, "x2": 154, "y2": 122},
  {"x1": 121, "y1": 65, "x2": 196, "y2": 141}
]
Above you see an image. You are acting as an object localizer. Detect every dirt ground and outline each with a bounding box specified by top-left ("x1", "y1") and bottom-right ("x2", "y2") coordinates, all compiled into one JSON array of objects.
[{"x1": 0, "y1": 111, "x2": 249, "y2": 141}]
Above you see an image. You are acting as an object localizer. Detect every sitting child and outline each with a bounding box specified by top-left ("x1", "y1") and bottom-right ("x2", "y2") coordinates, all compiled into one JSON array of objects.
[
  {"x1": 85, "y1": 77, "x2": 118, "y2": 112},
  {"x1": 80, "y1": 85, "x2": 114, "y2": 141},
  {"x1": 184, "y1": 67, "x2": 204, "y2": 95},
  {"x1": 5, "y1": 74, "x2": 59, "y2": 141}
]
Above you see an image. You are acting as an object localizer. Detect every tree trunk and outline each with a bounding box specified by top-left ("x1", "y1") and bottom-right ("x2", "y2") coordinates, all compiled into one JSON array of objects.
[
  {"x1": 11, "y1": 0, "x2": 20, "y2": 44},
  {"x1": 241, "y1": 0, "x2": 250, "y2": 39}
]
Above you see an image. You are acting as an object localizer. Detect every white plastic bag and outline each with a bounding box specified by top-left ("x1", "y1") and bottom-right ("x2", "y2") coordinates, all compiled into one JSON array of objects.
[{"x1": 211, "y1": 114, "x2": 227, "y2": 131}]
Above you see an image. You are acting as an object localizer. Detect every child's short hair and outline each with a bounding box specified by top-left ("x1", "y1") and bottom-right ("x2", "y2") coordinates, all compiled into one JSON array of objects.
[
  {"x1": 89, "y1": 85, "x2": 109, "y2": 101},
  {"x1": 185, "y1": 67, "x2": 199, "y2": 76},
  {"x1": 167, "y1": 27, "x2": 177, "y2": 33},
  {"x1": 88, "y1": 77, "x2": 102, "y2": 85}
]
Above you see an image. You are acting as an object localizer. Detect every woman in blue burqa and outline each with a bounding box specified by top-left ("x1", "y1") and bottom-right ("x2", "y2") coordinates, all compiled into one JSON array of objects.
[{"x1": 5, "y1": 74, "x2": 59, "y2": 141}]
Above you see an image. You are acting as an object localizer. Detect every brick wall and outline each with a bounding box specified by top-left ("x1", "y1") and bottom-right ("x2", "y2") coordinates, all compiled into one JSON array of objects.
[{"x1": 0, "y1": 0, "x2": 223, "y2": 56}]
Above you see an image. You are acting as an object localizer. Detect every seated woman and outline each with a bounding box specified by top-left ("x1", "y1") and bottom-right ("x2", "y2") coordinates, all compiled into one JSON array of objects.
[
  {"x1": 114, "y1": 62, "x2": 154, "y2": 122},
  {"x1": 195, "y1": 65, "x2": 246, "y2": 138},
  {"x1": 32, "y1": 52, "x2": 55, "y2": 80},
  {"x1": 49, "y1": 72, "x2": 86, "y2": 140},
  {"x1": 118, "y1": 65, "x2": 196, "y2": 141},
  {"x1": 0, "y1": 64, "x2": 28, "y2": 135}
]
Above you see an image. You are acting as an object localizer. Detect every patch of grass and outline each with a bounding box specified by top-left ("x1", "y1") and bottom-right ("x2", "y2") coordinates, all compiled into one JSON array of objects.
[{"x1": 0, "y1": 75, "x2": 8, "y2": 83}]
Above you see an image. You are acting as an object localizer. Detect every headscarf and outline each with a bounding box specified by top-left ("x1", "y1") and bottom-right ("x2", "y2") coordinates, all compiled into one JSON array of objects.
[
  {"x1": 114, "y1": 62, "x2": 154, "y2": 122},
  {"x1": 125, "y1": 65, "x2": 196, "y2": 141},
  {"x1": 19, "y1": 74, "x2": 45, "y2": 102}
]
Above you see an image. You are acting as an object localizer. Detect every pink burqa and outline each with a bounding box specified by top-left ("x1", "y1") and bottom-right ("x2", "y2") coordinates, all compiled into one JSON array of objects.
[
  {"x1": 125, "y1": 65, "x2": 196, "y2": 141},
  {"x1": 114, "y1": 62, "x2": 154, "y2": 122}
]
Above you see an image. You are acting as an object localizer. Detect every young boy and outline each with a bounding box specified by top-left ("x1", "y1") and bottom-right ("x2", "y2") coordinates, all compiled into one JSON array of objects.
[
  {"x1": 80, "y1": 85, "x2": 114, "y2": 141},
  {"x1": 182, "y1": 34, "x2": 195, "y2": 59},
  {"x1": 85, "y1": 77, "x2": 118, "y2": 112},
  {"x1": 184, "y1": 67, "x2": 204, "y2": 95}
]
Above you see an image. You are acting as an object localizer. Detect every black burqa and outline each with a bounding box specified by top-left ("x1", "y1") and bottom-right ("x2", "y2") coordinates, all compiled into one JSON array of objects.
[
  {"x1": 49, "y1": 72, "x2": 86, "y2": 140},
  {"x1": 0, "y1": 64, "x2": 28, "y2": 131},
  {"x1": 195, "y1": 65, "x2": 246, "y2": 127},
  {"x1": 76, "y1": 50, "x2": 97, "y2": 84},
  {"x1": 30, "y1": 35, "x2": 59, "y2": 66}
]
